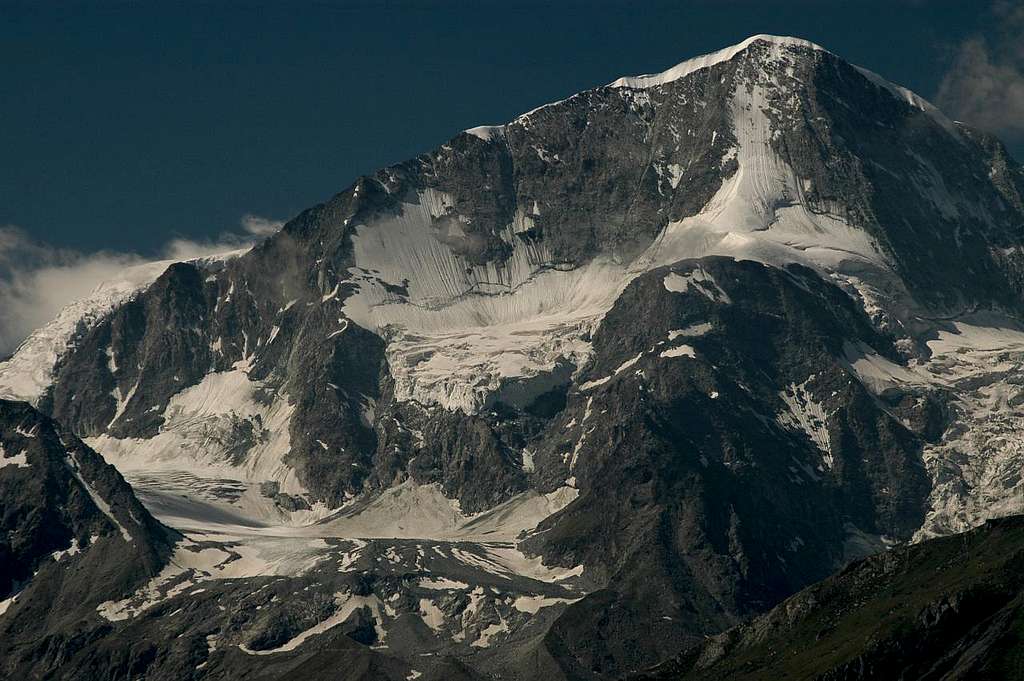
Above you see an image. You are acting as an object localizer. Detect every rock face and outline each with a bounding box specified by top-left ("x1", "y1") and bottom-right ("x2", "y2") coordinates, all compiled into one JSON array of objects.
[
  {"x1": 0, "y1": 399, "x2": 175, "y2": 677},
  {"x1": 0, "y1": 399, "x2": 173, "y2": 601},
  {"x1": 635, "y1": 514, "x2": 1024, "y2": 681},
  {"x1": 1, "y1": 33, "x2": 1024, "y2": 680},
  {"x1": 521, "y1": 258, "x2": 931, "y2": 676}
]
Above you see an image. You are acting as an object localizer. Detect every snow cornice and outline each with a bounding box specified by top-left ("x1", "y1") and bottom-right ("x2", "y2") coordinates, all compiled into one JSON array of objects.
[{"x1": 608, "y1": 34, "x2": 827, "y2": 89}]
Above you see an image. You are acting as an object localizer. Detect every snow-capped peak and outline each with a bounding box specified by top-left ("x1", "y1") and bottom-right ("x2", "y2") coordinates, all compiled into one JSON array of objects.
[
  {"x1": 608, "y1": 34, "x2": 826, "y2": 89},
  {"x1": 605, "y1": 33, "x2": 956, "y2": 135}
]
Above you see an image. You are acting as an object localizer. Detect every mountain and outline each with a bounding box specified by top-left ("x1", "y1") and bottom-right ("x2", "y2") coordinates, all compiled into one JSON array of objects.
[
  {"x1": 634, "y1": 514, "x2": 1024, "y2": 681},
  {"x1": 1, "y1": 34, "x2": 1023, "y2": 679}
]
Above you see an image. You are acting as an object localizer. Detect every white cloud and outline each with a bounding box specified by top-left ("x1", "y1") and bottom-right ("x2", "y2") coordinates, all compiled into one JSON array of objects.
[
  {"x1": 240, "y1": 214, "x2": 285, "y2": 236},
  {"x1": 936, "y1": 2, "x2": 1024, "y2": 141},
  {"x1": 0, "y1": 215, "x2": 283, "y2": 357}
]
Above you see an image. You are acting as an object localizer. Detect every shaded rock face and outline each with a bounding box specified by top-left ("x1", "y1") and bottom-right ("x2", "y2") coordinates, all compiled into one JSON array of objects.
[
  {"x1": 0, "y1": 399, "x2": 176, "y2": 677},
  {"x1": 0, "y1": 399, "x2": 172, "y2": 603},
  {"x1": 522, "y1": 258, "x2": 929, "y2": 677},
  {"x1": 635, "y1": 514, "x2": 1024, "y2": 681},
  {"x1": 2, "y1": 34, "x2": 1024, "y2": 681}
]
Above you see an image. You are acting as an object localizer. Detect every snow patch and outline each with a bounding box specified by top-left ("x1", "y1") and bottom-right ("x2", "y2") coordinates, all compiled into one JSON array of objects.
[
  {"x1": 668, "y1": 323, "x2": 713, "y2": 339},
  {"x1": 0, "y1": 446, "x2": 30, "y2": 469},
  {"x1": 51, "y1": 538, "x2": 81, "y2": 562},
  {"x1": 418, "y1": 598, "x2": 445, "y2": 631},
  {"x1": 98, "y1": 535, "x2": 332, "y2": 621},
  {"x1": 65, "y1": 452, "x2": 134, "y2": 543},
  {"x1": 512, "y1": 594, "x2": 580, "y2": 614},
  {"x1": 660, "y1": 345, "x2": 696, "y2": 359},
  {"x1": 318, "y1": 480, "x2": 577, "y2": 542},
  {"x1": 239, "y1": 592, "x2": 386, "y2": 654},
  {"x1": 663, "y1": 269, "x2": 732, "y2": 303},
  {"x1": 418, "y1": 577, "x2": 469, "y2": 590},
  {"x1": 471, "y1": 617, "x2": 509, "y2": 648},
  {"x1": 777, "y1": 379, "x2": 832, "y2": 468}
]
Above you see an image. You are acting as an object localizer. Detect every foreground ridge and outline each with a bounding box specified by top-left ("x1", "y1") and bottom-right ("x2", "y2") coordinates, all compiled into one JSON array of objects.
[{"x1": 635, "y1": 514, "x2": 1024, "y2": 681}]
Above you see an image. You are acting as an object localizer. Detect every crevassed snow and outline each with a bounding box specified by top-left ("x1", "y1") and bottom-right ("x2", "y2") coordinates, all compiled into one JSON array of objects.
[
  {"x1": 512, "y1": 594, "x2": 580, "y2": 614},
  {"x1": 836, "y1": 318, "x2": 1024, "y2": 543},
  {"x1": 340, "y1": 47, "x2": 907, "y2": 415},
  {"x1": 909, "y1": 321, "x2": 1024, "y2": 541},
  {"x1": 85, "y1": 369, "x2": 316, "y2": 528},
  {"x1": 341, "y1": 189, "x2": 630, "y2": 413}
]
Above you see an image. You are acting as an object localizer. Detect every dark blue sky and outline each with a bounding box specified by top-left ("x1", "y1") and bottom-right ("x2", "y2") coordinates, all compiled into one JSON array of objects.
[{"x1": 1, "y1": 1, "x2": 1013, "y2": 256}]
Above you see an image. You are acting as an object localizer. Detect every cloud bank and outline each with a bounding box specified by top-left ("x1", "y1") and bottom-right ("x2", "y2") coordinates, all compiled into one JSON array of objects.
[
  {"x1": 0, "y1": 215, "x2": 283, "y2": 357},
  {"x1": 936, "y1": 1, "x2": 1024, "y2": 141}
]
